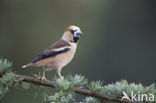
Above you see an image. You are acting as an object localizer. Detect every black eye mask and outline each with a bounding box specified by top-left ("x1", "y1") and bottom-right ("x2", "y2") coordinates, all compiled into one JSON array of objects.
[{"x1": 70, "y1": 30, "x2": 75, "y2": 34}]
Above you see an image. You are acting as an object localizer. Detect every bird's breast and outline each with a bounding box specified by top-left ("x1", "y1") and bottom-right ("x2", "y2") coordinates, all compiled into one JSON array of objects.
[{"x1": 48, "y1": 43, "x2": 77, "y2": 68}]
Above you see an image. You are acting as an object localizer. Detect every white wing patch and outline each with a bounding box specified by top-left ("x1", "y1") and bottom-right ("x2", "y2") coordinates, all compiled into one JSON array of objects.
[{"x1": 55, "y1": 46, "x2": 71, "y2": 52}]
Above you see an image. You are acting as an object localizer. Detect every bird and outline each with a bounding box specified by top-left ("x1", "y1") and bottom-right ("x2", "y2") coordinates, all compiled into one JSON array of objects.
[{"x1": 22, "y1": 25, "x2": 83, "y2": 80}]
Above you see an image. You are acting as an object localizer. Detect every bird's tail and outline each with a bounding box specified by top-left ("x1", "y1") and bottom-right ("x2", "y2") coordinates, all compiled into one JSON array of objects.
[{"x1": 22, "y1": 63, "x2": 34, "y2": 68}]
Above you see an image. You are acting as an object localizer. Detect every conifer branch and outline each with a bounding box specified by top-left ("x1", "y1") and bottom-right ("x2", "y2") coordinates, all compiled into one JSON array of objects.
[
  {"x1": 0, "y1": 59, "x2": 155, "y2": 103},
  {"x1": 0, "y1": 73, "x2": 132, "y2": 103}
]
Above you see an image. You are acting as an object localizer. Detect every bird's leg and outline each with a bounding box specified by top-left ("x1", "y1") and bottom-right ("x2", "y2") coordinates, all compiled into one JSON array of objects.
[
  {"x1": 41, "y1": 68, "x2": 46, "y2": 81},
  {"x1": 57, "y1": 68, "x2": 64, "y2": 80}
]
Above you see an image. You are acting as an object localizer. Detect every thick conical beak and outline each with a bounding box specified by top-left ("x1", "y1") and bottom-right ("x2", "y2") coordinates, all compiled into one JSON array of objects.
[{"x1": 74, "y1": 29, "x2": 83, "y2": 37}]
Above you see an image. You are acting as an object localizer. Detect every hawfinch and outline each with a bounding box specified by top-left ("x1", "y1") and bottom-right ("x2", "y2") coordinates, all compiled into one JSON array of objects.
[{"x1": 22, "y1": 25, "x2": 83, "y2": 80}]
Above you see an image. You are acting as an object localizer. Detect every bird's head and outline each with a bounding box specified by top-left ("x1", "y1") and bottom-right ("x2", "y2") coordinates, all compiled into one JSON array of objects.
[{"x1": 61, "y1": 25, "x2": 83, "y2": 43}]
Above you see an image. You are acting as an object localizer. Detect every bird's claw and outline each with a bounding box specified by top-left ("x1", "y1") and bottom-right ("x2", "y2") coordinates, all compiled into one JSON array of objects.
[
  {"x1": 40, "y1": 76, "x2": 47, "y2": 81},
  {"x1": 60, "y1": 76, "x2": 64, "y2": 81}
]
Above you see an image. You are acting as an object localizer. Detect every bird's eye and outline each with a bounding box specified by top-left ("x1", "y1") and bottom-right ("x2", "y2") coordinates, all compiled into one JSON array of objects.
[{"x1": 70, "y1": 30, "x2": 75, "y2": 34}]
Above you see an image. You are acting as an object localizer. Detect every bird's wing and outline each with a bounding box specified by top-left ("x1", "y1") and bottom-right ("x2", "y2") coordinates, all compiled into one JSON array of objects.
[{"x1": 32, "y1": 40, "x2": 71, "y2": 63}]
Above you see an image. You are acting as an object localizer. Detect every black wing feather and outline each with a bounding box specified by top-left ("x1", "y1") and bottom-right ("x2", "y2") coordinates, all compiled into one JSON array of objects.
[{"x1": 32, "y1": 47, "x2": 70, "y2": 63}]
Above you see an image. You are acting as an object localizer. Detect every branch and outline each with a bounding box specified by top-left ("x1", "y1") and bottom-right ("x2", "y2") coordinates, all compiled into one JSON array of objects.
[
  {"x1": 1, "y1": 59, "x2": 154, "y2": 103},
  {"x1": 12, "y1": 74, "x2": 132, "y2": 103}
]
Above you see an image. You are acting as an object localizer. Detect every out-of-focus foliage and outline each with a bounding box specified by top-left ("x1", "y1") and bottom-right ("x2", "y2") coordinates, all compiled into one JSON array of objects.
[
  {"x1": 55, "y1": 74, "x2": 88, "y2": 90},
  {"x1": 0, "y1": 59, "x2": 13, "y2": 99},
  {"x1": 0, "y1": 72, "x2": 17, "y2": 99},
  {"x1": 87, "y1": 80, "x2": 156, "y2": 103},
  {"x1": 0, "y1": 59, "x2": 30, "y2": 99},
  {"x1": 0, "y1": 59, "x2": 16, "y2": 99},
  {"x1": 0, "y1": 59, "x2": 12, "y2": 73},
  {"x1": 0, "y1": 59, "x2": 156, "y2": 103},
  {"x1": 48, "y1": 74, "x2": 87, "y2": 103},
  {"x1": 79, "y1": 97, "x2": 100, "y2": 103},
  {"x1": 88, "y1": 81, "x2": 103, "y2": 93},
  {"x1": 103, "y1": 80, "x2": 156, "y2": 100}
]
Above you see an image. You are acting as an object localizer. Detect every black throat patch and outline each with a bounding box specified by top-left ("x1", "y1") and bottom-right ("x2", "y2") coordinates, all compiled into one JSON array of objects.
[{"x1": 73, "y1": 37, "x2": 79, "y2": 43}]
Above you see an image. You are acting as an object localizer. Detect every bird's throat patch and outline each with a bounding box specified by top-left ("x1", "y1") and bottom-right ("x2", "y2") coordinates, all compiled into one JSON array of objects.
[{"x1": 73, "y1": 37, "x2": 79, "y2": 43}]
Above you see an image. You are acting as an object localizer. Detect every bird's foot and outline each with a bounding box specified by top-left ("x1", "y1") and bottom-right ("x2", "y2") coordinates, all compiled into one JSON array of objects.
[
  {"x1": 40, "y1": 76, "x2": 47, "y2": 81},
  {"x1": 60, "y1": 76, "x2": 64, "y2": 81}
]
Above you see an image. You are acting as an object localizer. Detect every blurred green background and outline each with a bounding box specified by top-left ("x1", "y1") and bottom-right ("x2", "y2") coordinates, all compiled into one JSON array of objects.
[{"x1": 0, "y1": 0, "x2": 156, "y2": 102}]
